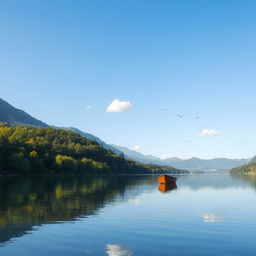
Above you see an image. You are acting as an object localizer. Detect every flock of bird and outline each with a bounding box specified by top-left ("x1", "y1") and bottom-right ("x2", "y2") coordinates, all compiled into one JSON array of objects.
[
  {"x1": 176, "y1": 114, "x2": 200, "y2": 119},
  {"x1": 162, "y1": 108, "x2": 205, "y2": 145},
  {"x1": 163, "y1": 108, "x2": 200, "y2": 120}
]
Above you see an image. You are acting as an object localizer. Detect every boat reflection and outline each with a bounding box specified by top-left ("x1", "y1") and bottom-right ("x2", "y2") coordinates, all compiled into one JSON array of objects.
[{"x1": 158, "y1": 182, "x2": 177, "y2": 193}]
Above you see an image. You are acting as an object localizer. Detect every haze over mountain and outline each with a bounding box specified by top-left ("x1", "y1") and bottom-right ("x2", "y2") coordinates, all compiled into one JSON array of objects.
[
  {"x1": 111, "y1": 145, "x2": 163, "y2": 164},
  {"x1": 112, "y1": 145, "x2": 251, "y2": 170}
]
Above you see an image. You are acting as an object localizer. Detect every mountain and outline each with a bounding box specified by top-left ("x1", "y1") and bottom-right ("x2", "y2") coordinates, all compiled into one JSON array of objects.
[
  {"x1": 164, "y1": 157, "x2": 250, "y2": 170},
  {"x1": 111, "y1": 145, "x2": 251, "y2": 170},
  {"x1": 0, "y1": 98, "x2": 48, "y2": 127},
  {"x1": 111, "y1": 145, "x2": 163, "y2": 164},
  {"x1": 0, "y1": 98, "x2": 250, "y2": 172},
  {"x1": 230, "y1": 156, "x2": 256, "y2": 174},
  {"x1": 0, "y1": 125, "x2": 185, "y2": 175},
  {"x1": 0, "y1": 98, "x2": 187, "y2": 174},
  {"x1": 60, "y1": 127, "x2": 122, "y2": 155},
  {"x1": 0, "y1": 98, "x2": 120, "y2": 154}
]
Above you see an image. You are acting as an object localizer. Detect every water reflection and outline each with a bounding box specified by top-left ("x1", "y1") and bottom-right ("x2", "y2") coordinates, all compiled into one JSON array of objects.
[
  {"x1": 106, "y1": 244, "x2": 133, "y2": 256},
  {"x1": 158, "y1": 182, "x2": 177, "y2": 193},
  {"x1": 0, "y1": 175, "x2": 156, "y2": 245},
  {"x1": 231, "y1": 173, "x2": 256, "y2": 189},
  {"x1": 128, "y1": 197, "x2": 141, "y2": 206},
  {"x1": 0, "y1": 173, "x2": 255, "y2": 252},
  {"x1": 201, "y1": 213, "x2": 222, "y2": 223}
]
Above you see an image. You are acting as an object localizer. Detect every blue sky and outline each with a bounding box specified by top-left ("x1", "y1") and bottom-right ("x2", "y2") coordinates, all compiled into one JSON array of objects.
[{"x1": 1, "y1": 0, "x2": 256, "y2": 159}]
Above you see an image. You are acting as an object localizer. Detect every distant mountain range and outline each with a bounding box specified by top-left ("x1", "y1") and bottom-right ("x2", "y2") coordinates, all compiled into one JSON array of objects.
[
  {"x1": 111, "y1": 144, "x2": 251, "y2": 170},
  {"x1": 0, "y1": 97, "x2": 251, "y2": 170},
  {"x1": 110, "y1": 145, "x2": 164, "y2": 164}
]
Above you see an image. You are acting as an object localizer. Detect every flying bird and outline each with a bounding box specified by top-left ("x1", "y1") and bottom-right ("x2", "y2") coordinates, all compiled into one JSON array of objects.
[
  {"x1": 177, "y1": 114, "x2": 184, "y2": 118},
  {"x1": 163, "y1": 108, "x2": 168, "y2": 111}
]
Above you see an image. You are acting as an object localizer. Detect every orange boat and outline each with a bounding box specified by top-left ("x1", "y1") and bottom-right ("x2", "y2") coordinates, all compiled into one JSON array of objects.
[{"x1": 158, "y1": 174, "x2": 177, "y2": 184}]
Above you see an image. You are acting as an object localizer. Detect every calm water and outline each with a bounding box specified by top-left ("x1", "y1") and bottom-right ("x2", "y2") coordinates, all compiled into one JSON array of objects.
[{"x1": 0, "y1": 173, "x2": 256, "y2": 255}]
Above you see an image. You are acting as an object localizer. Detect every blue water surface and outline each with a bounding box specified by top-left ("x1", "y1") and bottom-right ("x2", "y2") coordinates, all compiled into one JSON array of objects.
[{"x1": 0, "y1": 173, "x2": 255, "y2": 255}]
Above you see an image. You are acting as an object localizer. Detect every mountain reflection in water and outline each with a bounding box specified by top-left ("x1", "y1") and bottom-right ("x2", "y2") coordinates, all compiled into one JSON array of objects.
[
  {"x1": 0, "y1": 175, "x2": 155, "y2": 245},
  {"x1": 1, "y1": 173, "x2": 256, "y2": 256}
]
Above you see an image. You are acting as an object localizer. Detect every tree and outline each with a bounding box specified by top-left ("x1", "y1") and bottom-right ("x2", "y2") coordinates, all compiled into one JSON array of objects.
[
  {"x1": 30, "y1": 150, "x2": 44, "y2": 173},
  {"x1": 8, "y1": 152, "x2": 31, "y2": 174},
  {"x1": 55, "y1": 155, "x2": 78, "y2": 173}
]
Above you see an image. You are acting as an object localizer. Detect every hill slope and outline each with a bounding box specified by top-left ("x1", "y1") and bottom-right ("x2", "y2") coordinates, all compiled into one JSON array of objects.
[
  {"x1": 111, "y1": 145, "x2": 163, "y2": 164},
  {"x1": 63, "y1": 127, "x2": 122, "y2": 154},
  {"x1": 230, "y1": 156, "x2": 256, "y2": 174},
  {"x1": 0, "y1": 98, "x2": 48, "y2": 127},
  {"x1": 0, "y1": 98, "x2": 121, "y2": 154},
  {"x1": 0, "y1": 124, "x2": 187, "y2": 175}
]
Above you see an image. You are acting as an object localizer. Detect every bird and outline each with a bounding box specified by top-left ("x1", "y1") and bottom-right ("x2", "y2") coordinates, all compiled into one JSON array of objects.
[
  {"x1": 177, "y1": 114, "x2": 184, "y2": 118},
  {"x1": 195, "y1": 116, "x2": 200, "y2": 119},
  {"x1": 163, "y1": 108, "x2": 168, "y2": 112}
]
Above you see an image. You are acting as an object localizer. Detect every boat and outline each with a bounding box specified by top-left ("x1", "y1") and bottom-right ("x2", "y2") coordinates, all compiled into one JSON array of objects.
[
  {"x1": 158, "y1": 174, "x2": 177, "y2": 184},
  {"x1": 158, "y1": 182, "x2": 177, "y2": 193}
]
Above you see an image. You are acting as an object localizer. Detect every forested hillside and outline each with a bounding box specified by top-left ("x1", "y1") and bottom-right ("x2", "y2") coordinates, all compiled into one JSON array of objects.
[
  {"x1": 230, "y1": 157, "x2": 256, "y2": 174},
  {"x1": 0, "y1": 123, "x2": 187, "y2": 175},
  {"x1": 0, "y1": 98, "x2": 122, "y2": 154}
]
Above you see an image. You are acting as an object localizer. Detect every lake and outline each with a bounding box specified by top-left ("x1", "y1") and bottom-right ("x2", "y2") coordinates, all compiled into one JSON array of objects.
[{"x1": 0, "y1": 173, "x2": 256, "y2": 255}]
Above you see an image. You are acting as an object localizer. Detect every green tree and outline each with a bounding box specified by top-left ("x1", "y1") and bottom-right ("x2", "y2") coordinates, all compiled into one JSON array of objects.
[
  {"x1": 55, "y1": 155, "x2": 78, "y2": 173},
  {"x1": 8, "y1": 152, "x2": 31, "y2": 174},
  {"x1": 30, "y1": 150, "x2": 44, "y2": 173}
]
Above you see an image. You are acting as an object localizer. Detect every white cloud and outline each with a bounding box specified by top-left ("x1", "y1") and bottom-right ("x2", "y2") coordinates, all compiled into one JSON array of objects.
[
  {"x1": 199, "y1": 129, "x2": 219, "y2": 137},
  {"x1": 106, "y1": 99, "x2": 132, "y2": 113},
  {"x1": 130, "y1": 145, "x2": 141, "y2": 151},
  {"x1": 202, "y1": 213, "x2": 222, "y2": 223},
  {"x1": 106, "y1": 244, "x2": 133, "y2": 256},
  {"x1": 85, "y1": 105, "x2": 92, "y2": 110}
]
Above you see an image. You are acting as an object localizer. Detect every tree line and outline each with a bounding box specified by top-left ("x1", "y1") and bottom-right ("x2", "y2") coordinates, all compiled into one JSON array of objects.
[{"x1": 0, "y1": 123, "x2": 185, "y2": 175}]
